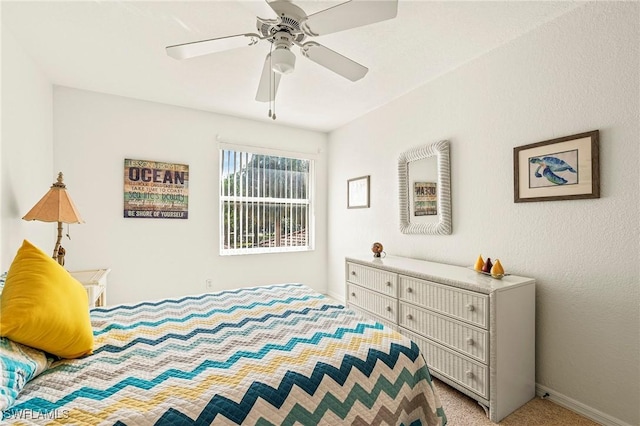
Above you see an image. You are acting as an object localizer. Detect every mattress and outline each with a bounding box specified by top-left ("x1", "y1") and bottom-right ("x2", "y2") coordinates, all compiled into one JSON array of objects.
[{"x1": 3, "y1": 283, "x2": 446, "y2": 425}]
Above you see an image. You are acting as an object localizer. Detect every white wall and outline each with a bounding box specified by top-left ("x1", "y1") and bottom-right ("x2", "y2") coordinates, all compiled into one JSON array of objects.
[
  {"x1": 2, "y1": 2, "x2": 638, "y2": 424},
  {"x1": 327, "y1": 3, "x2": 638, "y2": 426},
  {"x1": 1, "y1": 27, "x2": 54, "y2": 271},
  {"x1": 52, "y1": 87, "x2": 328, "y2": 304}
]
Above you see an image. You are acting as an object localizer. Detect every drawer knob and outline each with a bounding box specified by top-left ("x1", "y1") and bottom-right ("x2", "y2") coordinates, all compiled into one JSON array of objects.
[
  {"x1": 351, "y1": 292, "x2": 356, "y2": 297},
  {"x1": 465, "y1": 370, "x2": 474, "y2": 379},
  {"x1": 386, "y1": 306, "x2": 392, "y2": 312},
  {"x1": 407, "y1": 287, "x2": 413, "y2": 293},
  {"x1": 351, "y1": 271, "x2": 356, "y2": 276},
  {"x1": 406, "y1": 314, "x2": 413, "y2": 320},
  {"x1": 466, "y1": 304, "x2": 475, "y2": 312},
  {"x1": 386, "y1": 281, "x2": 392, "y2": 287},
  {"x1": 466, "y1": 337, "x2": 474, "y2": 346}
]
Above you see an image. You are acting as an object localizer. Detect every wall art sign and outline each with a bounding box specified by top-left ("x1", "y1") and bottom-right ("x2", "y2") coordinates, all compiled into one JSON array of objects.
[
  {"x1": 347, "y1": 175, "x2": 370, "y2": 209},
  {"x1": 514, "y1": 130, "x2": 599, "y2": 202},
  {"x1": 124, "y1": 159, "x2": 189, "y2": 219},
  {"x1": 414, "y1": 182, "x2": 437, "y2": 216}
]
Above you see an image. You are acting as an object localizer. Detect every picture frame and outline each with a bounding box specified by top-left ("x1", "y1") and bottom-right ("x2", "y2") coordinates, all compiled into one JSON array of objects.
[
  {"x1": 514, "y1": 130, "x2": 599, "y2": 202},
  {"x1": 398, "y1": 140, "x2": 452, "y2": 235},
  {"x1": 347, "y1": 175, "x2": 370, "y2": 209}
]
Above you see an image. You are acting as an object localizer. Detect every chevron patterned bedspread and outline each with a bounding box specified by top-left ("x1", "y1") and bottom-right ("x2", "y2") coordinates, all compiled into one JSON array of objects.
[{"x1": 4, "y1": 284, "x2": 446, "y2": 425}]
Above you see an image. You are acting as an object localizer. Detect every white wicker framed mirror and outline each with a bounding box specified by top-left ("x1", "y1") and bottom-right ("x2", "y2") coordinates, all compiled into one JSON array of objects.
[{"x1": 398, "y1": 140, "x2": 451, "y2": 235}]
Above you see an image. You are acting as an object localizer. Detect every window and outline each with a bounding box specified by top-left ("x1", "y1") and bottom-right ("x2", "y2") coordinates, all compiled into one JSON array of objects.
[{"x1": 220, "y1": 147, "x2": 314, "y2": 255}]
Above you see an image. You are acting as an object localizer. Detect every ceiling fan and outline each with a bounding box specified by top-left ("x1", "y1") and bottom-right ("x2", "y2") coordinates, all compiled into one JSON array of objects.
[{"x1": 166, "y1": 0, "x2": 398, "y2": 118}]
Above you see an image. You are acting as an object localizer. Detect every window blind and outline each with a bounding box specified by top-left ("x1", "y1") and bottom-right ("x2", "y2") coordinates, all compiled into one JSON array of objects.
[{"x1": 220, "y1": 149, "x2": 313, "y2": 255}]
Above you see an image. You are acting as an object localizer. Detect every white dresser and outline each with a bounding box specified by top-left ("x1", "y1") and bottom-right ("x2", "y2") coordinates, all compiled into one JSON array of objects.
[{"x1": 345, "y1": 254, "x2": 535, "y2": 423}]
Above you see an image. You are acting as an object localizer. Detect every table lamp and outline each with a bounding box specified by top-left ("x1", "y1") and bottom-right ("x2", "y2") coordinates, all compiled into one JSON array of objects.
[{"x1": 22, "y1": 172, "x2": 84, "y2": 266}]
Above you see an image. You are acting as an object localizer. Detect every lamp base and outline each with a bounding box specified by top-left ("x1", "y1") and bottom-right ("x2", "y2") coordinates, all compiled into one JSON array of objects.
[{"x1": 56, "y1": 246, "x2": 66, "y2": 266}]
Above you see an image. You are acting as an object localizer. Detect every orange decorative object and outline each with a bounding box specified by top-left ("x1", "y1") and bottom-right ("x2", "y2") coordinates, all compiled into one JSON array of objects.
[
  {"x1": 474, "y1": 255, "x2": 484, "y2": 271},
  {"x1": 491, "y1": 259, "x2": 505, "y2": 277},
  {"x1": 371, "y1": 242, "x2": 384, "y2": 258}
]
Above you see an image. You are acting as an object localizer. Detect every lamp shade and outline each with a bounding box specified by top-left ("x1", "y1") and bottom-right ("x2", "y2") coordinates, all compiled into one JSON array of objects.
[
  {"x1": 23, "y1": 172, "x2": 83, "y2": 224},
  {"x1": 271, "y1": 47, "x2": 296, "y2": 75}
]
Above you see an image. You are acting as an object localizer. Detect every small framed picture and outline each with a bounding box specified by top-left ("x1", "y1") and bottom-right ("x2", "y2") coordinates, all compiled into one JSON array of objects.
[
  {"x1": 514, "y1": 130, "x2": 599, "y2": 202},
  {"x1": 347, "y1": 175, "x2": 370, "y2": 209}
]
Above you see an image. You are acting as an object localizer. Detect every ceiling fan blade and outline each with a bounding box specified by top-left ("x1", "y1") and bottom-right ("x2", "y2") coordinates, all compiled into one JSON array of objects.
[
  {"x1": 266, "y1": 0, "x2": 305, "y2": 18},
  {"x1": 166, "y1": 33, "x2": 260, "y2": 60},
  {"x1": 239, "y1": 0, "x2": 277, "y2": 20},
  {"x1": 301, "y1": 0, "x2": 398, "y2": 36},
  {"x1": 256, "y1": 53, "x2": 281, "y2": 102},
  {"x1": 300, "y1": 42, "x2": 368, "y2": 82}
]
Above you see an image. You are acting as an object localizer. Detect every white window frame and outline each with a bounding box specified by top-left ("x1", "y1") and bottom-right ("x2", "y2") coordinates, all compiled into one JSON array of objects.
[{"x1": 219, "y1": 142, "x2": 316, "y2": 256}]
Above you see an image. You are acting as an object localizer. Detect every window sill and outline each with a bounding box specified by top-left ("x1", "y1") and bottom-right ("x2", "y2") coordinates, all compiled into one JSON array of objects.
[{"x1": 220, "y1": 246, "x2": 314, "y2": 256}]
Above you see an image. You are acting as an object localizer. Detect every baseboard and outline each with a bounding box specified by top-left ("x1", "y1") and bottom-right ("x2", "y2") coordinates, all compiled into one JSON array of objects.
[
  {"x1": 325, "y1": 290, "x2": 345, "y2": 303},
  {"x1": 536, "y1": 384, "x2": 633, "y2": 426}
]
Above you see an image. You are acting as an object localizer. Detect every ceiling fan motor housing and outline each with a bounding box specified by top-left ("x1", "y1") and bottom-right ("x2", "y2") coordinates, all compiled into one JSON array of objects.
[{"x1": 256, "y1": 0, "x2": 307, "y2": 44}]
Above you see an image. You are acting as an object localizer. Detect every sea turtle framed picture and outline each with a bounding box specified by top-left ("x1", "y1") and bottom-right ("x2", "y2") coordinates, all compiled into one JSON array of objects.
[{"x1": 513, "y1": 130, "x2": 600, "y2": 202}]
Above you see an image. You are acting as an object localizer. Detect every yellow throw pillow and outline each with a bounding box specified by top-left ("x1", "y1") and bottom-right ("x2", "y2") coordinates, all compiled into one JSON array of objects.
[{"x1": 0, "y1": 240, "x2": 93, "y2": 358}]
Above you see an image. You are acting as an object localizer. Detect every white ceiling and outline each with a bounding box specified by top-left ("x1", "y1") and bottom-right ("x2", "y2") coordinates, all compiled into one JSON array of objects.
[{"x1": 2, "y1": 1, "x2": 583, "y2": 132}]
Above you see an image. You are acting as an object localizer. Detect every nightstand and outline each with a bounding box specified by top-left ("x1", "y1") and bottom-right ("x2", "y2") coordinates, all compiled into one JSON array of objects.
[{"x1": 69, "y1": 269, "x2": 110, "y2": 308}]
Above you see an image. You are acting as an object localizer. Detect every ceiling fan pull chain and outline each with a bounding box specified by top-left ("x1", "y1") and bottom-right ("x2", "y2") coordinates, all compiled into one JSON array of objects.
[
  {"x1": 268, "y1": 44, "x2": 273, "y2": 118},
  {"x1": 270, "y1": 45, "x2": 276, "y2": 120},
  {"x1": 272, "y1": 71, "x2": 277, "y2": 120}
]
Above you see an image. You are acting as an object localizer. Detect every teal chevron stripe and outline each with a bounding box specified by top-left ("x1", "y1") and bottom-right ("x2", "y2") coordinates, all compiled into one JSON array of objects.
[
  {"x1": 257, "y1": 418, "x2": 425, "y2": 426},
  {"x1": 91, "y1": 283, "x2": 308, "y2": 317},
  {"x1": 93, "y1": 293, "x2": 325, "y2": 336},
  {"x1": 93, "y1": 304, "x2": 347, "y2": 355},
  {"x1": 42, "y1": 308, "x2": 349, "y2": 375},
  {"x1": 15, "y1": 322, "x2": 385, "y2": 412},
  {"x1": 257, "y1": 366, "x2": 432, "y2": 426}
]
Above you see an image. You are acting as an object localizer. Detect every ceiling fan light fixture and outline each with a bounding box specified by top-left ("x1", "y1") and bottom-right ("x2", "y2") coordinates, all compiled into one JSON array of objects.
[{"x1": 271, "y1": 47, "x2": 296, "y2": 74}]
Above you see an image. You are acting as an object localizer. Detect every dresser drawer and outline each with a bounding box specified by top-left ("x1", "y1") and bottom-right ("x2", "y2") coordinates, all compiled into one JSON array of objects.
[
  {"x1": 399, "y1": 302, "x2": 488, "y2": 363},
  {"x1": 347, "y1": 263, "x2": 397, "y2": 297},
  {"x1": 399, "y1": 275, "x2": 488, "y2": 328},
  {"x1": 402, "y1": 329, "x2": 488, "y2": 399},
  {"x1": 347, "y1": 284, "x2": 397, "y2": 322},
  {"x1": 348, "y1": 305, "x2": 398, "y2": 331}
]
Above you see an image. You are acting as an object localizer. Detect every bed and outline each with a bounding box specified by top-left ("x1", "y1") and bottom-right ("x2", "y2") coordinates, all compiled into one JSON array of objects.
[{"x1": 2, "y1": 283, "x2": 446, "y2": 425}]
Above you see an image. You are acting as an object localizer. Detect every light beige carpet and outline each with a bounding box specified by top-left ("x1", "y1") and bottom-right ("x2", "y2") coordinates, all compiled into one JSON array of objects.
[{"x1": 433, "y1": 378, "x2": 599, "y2": 425}]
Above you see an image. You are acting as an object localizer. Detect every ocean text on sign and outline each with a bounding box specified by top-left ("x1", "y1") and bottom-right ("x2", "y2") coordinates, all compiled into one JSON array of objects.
[{"x1": 128, "y1": 168, "x2": 186, "y2": 185}]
